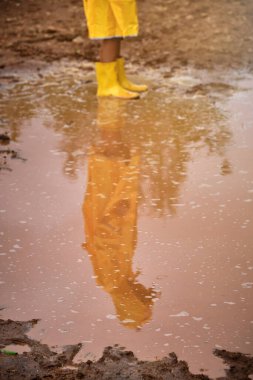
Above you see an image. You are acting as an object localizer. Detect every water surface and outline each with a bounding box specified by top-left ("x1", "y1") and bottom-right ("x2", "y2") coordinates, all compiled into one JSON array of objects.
[{"x1": 1, "y1": 63, "x2": 253, "y2": 377}]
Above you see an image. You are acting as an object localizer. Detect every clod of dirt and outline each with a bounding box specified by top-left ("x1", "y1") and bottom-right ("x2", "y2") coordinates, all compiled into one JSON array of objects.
[
  {"x1": 0, "y1": 319, "x2": 39, "y2": 348},
  {"x1": 0, "y1": 133, "x2": 10, "y2": 145},
  {"x1": 214, "y1": 349, "x2": 253, "y2": 380},
  {"x1": 77, "y1": 346, "x2": 210, "y2": 380}
]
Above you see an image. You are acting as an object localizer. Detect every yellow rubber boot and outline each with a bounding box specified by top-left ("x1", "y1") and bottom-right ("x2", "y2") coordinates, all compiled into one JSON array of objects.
[
  {"x1": 96, "y1": 61, "x2": 139, "y2": 99},
  {"x1": 117, "y1": 58, "x2": 148, "y2": 93}
]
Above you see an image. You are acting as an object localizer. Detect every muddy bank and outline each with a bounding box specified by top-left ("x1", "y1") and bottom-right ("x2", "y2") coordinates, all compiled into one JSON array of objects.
[
  {"x1": 0, "y1": 319, "x2": 253, "y2": 380},
  {"x1": 1, "y1": 0, "x2": 253, "y2": 71}
]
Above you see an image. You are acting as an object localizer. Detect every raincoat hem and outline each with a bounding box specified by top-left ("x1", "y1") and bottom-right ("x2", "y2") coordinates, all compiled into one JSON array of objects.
[{"x1": 89, "y1": 34, "x2": 138, "y2": 41}]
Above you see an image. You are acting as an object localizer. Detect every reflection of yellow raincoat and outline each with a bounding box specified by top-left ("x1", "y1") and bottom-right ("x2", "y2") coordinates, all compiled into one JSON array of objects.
[
  {"x1": 83, "y1": 0, "x2": 139, "y2": 39},
  {"x1": 83, "y1": 148, "x2": 155, "y2": 328},
  {"x1": 82, "y1": 99, "x2": 156, "y2": 328}
]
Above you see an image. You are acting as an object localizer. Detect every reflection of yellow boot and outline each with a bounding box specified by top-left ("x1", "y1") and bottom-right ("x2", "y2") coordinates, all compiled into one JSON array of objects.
[
  {"x1": 117, "y1": 58, "x2": 148, "y2": 93},
  {"x1": 96, "y1": 62, "x2": 139, "y2": 99}
]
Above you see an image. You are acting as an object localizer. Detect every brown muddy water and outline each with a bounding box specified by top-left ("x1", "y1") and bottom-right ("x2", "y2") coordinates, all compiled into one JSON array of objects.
[{"x1": 0, "y1": 62, "x2": 253, "y2": 378}]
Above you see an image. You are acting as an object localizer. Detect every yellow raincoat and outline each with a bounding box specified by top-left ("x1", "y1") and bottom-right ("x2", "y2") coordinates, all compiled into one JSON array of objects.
[{"x1": 83, "y1": 0, "x2": 139, "y2": 39}]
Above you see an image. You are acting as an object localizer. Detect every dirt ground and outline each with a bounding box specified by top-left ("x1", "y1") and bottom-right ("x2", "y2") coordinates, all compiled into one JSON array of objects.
[
  {"x1": 1, "y1": 319, "x2": 253, "y2": 380},
  {"x1": 1, "y1": 0, "x2": 253, "y2": 71}
]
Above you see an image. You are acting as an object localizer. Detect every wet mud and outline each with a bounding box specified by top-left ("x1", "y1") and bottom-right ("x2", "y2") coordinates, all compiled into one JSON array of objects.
[
  {"x1": 1, "y1": 0, "x2": 253, "y2": 71},
  {"x1": 1, "y1": 319, "x2": 253, "y2": 380}
]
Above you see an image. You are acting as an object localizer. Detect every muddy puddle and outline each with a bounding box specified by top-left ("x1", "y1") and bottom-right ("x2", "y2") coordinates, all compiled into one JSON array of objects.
[{"x1": 0, "y1": 62, "x2": 253, "y2": 378}]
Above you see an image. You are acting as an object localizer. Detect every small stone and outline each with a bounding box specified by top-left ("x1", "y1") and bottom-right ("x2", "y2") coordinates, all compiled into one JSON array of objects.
[{"x1": 73, "y1": 36, "x2": 84, "y2": 44}]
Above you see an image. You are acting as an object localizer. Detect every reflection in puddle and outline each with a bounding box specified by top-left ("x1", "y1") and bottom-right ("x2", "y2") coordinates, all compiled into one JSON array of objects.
[
  {"x1": 0, "y1": 64, "x2": 253, "y2": 378},
  {"x1": 83, "y1": 99, "x2": 157, "y2": 329}
]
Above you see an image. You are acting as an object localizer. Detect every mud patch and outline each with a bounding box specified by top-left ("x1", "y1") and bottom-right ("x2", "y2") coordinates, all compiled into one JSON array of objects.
[
  {"x1": 214, "y1": 350, "x2": 253, "y2": 380},
  {"x1": 1, "y1": 319, "x2": 253, "y2": 379},
  {"x1": 1, "y1": 0, "x2": 253, "y2": 71},
  {"x1": 186, "y1": 82, "x2": 236, "y2": 96}
]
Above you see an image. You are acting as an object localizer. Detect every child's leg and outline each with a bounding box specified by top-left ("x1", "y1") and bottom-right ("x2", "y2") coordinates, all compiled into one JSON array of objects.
[
  {"x1": 100, "y1": 38, "x2": 121, "y2": 63},
  {"x1": 96, "y1": 38, "x2": 139, "y2": 99},
  {"x1": 100, "y1": 39, "x2": 147, "y2": 93},
  {"x1": 97, "y1": 37, "x2": 147, "y2": 95}
]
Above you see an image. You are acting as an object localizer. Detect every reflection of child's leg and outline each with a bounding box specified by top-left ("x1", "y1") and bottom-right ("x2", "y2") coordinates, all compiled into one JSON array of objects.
[{"x1": 100, "y1": 38, "x2": 121, "y2": 63}]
